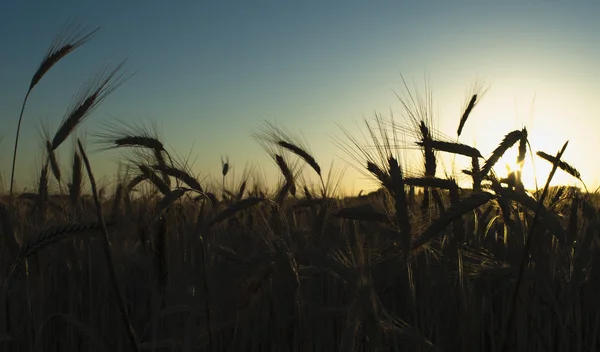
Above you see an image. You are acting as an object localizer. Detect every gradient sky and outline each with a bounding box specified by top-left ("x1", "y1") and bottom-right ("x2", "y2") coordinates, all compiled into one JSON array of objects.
[{"x1": 1, "y1": 1, "x2": 599, "y2": 194}]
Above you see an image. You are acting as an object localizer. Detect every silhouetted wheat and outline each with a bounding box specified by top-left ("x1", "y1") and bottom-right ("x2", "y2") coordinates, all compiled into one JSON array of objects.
[
  {"x1": 153, "y1": 165, "x2": 202, "y2": 193},
  {"x1": 457, "y1": 79, "x2": 488, "y2": 137},
  {"x1": 45, "y1": 140, "x2": 61, "y2": 183},
  {"x1": 9, "y1": 22, "x2": 99, "y2": 203},
  {"x1": 275, "y1": 154, "x2": 296, "y2": 197},
  {"x1": 537, "y1": 151, "x2": 582, "y2": 181},
  {"x1": 411, "y1": 192, "x2": 495, "y2": 252},
  {"x1": 480, "y1": 130, "x2": 525, "y2": 178},
  {"x1": 51, "y1": 61, "x2": 131, "y2": 150}
]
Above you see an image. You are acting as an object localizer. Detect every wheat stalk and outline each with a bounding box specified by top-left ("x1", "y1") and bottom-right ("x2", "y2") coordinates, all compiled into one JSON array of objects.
[
  {"x1": 127, "y1": 173, "x2": 149, "y2": 192},
  {"x1": 517, "y1": 128, "x2": 528, "y2": 165},
  {"x1": 110, "y1": 183, "x2": 123, "y2": 222},
  {"x1": 275, "y1": 154, "x2": 296, "y2": 197},
  {"x1": 0, "y1": 202, "x2": 18, "y2": 256},
  {"x1": 9, "y1": 22, "x2": 98, "y2": 204},
  {"x1": 155, "y1": 215, "x2": 168, "y2": 309},
  {"x1": 138, "y1": 165, "x2": 171, "y2": 195},
  {"x1": 45, "y1": 140, "x2": 61, "y2": 183},
  {"x1": 69, "y1": 152, "x2": 82, "y2": 209},
  {"x1": 36, "y1": 162, "x2": 49, "y2": 221},
  {"x1": 78, "y1": 140, "x2": 139, "y2": 352},
  {"x1": 501, "y1": 140, "x2": 569, "y2": 351}
]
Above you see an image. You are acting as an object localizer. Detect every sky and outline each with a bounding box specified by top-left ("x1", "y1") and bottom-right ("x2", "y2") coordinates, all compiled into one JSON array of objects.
[{"x1": 1, "y1": 1, "x2": 599, "y2": 195}]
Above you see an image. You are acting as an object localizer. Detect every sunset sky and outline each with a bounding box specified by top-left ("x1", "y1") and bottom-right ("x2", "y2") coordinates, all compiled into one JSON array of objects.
[{"x1": 1, "y1": 1, "x2": 599, "y2": 194}]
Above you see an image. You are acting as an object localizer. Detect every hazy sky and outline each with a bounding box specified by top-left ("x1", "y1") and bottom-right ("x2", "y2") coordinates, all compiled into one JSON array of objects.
[{"x1": 1, "y1": 1, "x2": 599, "y2": 194}]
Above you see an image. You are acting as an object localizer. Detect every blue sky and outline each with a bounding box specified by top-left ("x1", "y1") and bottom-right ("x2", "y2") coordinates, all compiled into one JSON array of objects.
[{"x1": 1, "y1": 1, "x2": 599, "y2": 194}]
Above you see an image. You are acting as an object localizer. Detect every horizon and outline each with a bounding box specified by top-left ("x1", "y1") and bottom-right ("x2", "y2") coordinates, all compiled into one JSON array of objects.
[{"x1": 1, "y1": 1, "x2": 599, "y2": 195}]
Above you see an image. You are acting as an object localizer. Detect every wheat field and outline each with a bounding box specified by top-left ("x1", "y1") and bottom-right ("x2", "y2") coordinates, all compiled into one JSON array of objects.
[{"x1": 2, "y1": 23, "x2": 600, "y2": 352}]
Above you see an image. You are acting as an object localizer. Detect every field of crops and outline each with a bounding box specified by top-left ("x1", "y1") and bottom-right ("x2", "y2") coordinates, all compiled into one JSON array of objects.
[{"x1": 2, "y1": 23, "x2": 599, "y2": 352}]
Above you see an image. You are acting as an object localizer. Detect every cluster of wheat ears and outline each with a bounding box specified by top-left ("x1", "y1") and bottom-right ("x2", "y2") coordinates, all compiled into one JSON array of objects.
[{"x1": 1, "y1": 22, "x2": 599, "y2": 352}]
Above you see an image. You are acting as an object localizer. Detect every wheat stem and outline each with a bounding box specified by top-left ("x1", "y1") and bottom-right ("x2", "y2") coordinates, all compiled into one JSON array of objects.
[{"x1": 78, "y1": 140, "x2": 139, "y2": 352}]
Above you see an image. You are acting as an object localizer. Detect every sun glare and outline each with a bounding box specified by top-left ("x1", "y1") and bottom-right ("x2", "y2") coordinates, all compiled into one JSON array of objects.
[
  {"x1": 449, "y1": 83, "x2": 592, "y2": 193},
  {"x1": 491, "y1": 136, "x2": 584, "y2": 193},
  {"x1": 495, "y1": 148, "x2": 540, "y2": 191}
]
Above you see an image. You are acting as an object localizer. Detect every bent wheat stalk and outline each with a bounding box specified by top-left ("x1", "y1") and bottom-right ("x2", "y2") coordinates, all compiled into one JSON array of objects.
[
  {"x1": 45, "y1": 140, "x2": 61, "y2": 183},
  {"x1": 2, "y1": 221, "x2": 107, "y2": 297},
  {"x1": 275, "y1": 154, "x2": 296, "y2": 197},
  {"x1": 78, "y1": 140, "x2": 139, "y2": 352},
  {"x1": 207, "y1": 197, "x2": 265, "y2": 228},
  {"x1": 411, "y1": 191, "x2": 495, "y2": 252}
]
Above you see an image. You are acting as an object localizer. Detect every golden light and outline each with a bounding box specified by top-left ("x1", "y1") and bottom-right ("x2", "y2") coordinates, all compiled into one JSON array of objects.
[
  {"x1": 451, "y1": 82, "x2": 590, "y2": 193},
  {"x1": 483, "y1": 131, "x2": 584, "y2": 193}
]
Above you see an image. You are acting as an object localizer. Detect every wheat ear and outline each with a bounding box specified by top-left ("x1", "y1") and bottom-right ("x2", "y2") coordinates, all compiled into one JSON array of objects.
[
  {"x1": 153, "y1": 165, "x2": 202, "y2": 193},
  {"x1": 417, "y1": 140, "x2": 481, "y2": 158},
  {"x1": 457, "y1": 79, "x2": 488, "y2": 137},
  {"x1": 480, "y1": 130, "x2": 524, "y2": 178},
  {"x1": 388, "y1": 157, "x2": 411, "y2": 238},
  {"x1": 536, "y1": 151, "x2": 582, "y2": 181},
  {"x1": 457, "y1": 95, "x2": 477, "y2": 137},
  {"x1": 30, "y1": 22, "x2": 100, "y2": 92},
  {"x1": 419, "y1": 121, "x2": 437, "y2": 177},
  {"x1": 52, "y1": 60, "x2": 131, "y2": 150}
]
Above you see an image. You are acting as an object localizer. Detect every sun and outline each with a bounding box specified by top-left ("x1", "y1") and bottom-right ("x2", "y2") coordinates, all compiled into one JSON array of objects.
[
  {"x1": 494, "y1": 146, "x2": 539, "y2": 191},
  {"x1": 493, "y1": 142, "x2": 582, "y2": 193}
]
